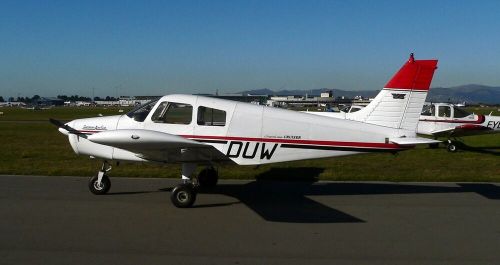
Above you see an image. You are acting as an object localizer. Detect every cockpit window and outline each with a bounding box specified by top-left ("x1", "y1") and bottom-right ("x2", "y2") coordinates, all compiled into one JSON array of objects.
[
  {"x1": 151, "y1": 101, "x2": 193, "y2": 124},
  {"x1": 438, "y1": 106, "x2": 451, "y2": 118},
  {"x1": 453, "y1": 106, "x2": 471, "y2": 118},
  {"x1": 126, "y1": 99, "x2": 159, "y2": 122},
  {"x1": 421, "y1": 105, "x2": 435, "y2": 116}
]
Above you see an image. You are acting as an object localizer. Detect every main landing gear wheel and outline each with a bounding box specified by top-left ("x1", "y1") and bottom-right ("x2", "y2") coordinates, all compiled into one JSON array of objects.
[
  {"x1": 447, "y1": 143, "x2": 457, "y2": 152},
  {"x1": 197, "y1": 167, "x2": 218, "y2": 188},
  {"x1": 170, "y1": 183, "x2": 197, "y2": 208},
  {"x1": 447, "y1": 140, "x2": 458, "y2": 153},
  {"x1": 89, "y1": 175, "x2": 111, "y2": 195}
]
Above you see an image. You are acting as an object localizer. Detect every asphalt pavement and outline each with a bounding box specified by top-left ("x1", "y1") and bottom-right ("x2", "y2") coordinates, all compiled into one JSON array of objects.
[{"x1": 1, "y1": 175, "x2": 500, "y2": 264}]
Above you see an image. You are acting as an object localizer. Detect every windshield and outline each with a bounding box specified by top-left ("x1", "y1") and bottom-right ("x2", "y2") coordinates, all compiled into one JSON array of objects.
[
  {"x1": 350, "y1": 107, "x2": 361, "y2": 113},
  {"x1": 340, "y1": 106, "x2": 351, "y2": 113},
  {"x1": 126, "y1": 99, "x2": 159, "y2": 122},
  {"x1": 421, "y1": 104, "x2": 435, "y2": 116},
  {"x1": 151, "y1": 101, "x2": 193, "y2": 124}
]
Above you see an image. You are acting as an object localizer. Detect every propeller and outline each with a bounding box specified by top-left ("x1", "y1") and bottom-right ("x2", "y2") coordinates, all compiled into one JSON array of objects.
[{"x1": 49, "y1": 118, "x2": 88, "y2": 139}]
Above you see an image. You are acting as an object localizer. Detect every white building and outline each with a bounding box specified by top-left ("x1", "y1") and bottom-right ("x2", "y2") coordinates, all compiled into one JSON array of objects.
[{"x1": 0, "y1": 102, "x2": 26, "y2": 107}]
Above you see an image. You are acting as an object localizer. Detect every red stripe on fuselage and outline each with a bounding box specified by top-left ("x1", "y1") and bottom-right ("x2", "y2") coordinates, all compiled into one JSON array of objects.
[
  {"x1": 78, "y1": 130, "x2": 106, "y2": 134},
  {"x1": 455, "y1": 124, "x2": 490, "y2": 130},
  {"x1": 181, "y1": 135, "x2": 403, "y2": 150},
  {"x1": 419, "y1": 115, "x2": 485, "y2": 124}
]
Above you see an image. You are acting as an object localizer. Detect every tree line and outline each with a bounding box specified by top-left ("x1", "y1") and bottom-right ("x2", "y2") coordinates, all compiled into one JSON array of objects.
[{"x1": 0, "y1": 95, "x2": 119, "y2": 102}]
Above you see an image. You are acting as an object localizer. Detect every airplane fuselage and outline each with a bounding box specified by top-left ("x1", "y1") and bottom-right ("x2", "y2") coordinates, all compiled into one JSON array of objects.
[
  {"x1": 64, "y1": 94, "x2": 412, "y2": 166},
  {"x1": 417, "y1": 103, "x2": 500, "y2": 137}
]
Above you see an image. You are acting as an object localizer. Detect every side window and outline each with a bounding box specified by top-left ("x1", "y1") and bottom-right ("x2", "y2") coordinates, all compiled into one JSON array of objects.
[
  {"x1": 453, "y1": 107, "x2": 471, "y2": 118},
  {"x1": 421, "y1": 105, "x2": 435, "y2": 116},
  {"x1": 151, "y1": 102, "x2": 193, "y2": 124},
  {"x1": 197, "y1": 106, "x2": 226, "y2": 126},
  {"x1": 438, "y1": 106, "x2": 451, "y2": 118}
]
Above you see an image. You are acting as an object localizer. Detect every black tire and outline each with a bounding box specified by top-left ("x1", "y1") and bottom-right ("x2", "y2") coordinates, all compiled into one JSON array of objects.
[
  {"x1": 170, "y1": 184, "x2": 197, "y2": 208},
  {"x1": 197, "y1": 167, "x2": 218, "y2": 188},
  {"x1": 447, "y1": 143, "x2": 457, "y2": 152},
  {"x1": 89, "y1": 175, "x2": 111, "y2": 195}
]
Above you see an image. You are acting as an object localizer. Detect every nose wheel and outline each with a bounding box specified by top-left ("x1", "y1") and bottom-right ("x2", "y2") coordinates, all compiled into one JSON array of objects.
[
  {"x1": 89, "y1": 174, "x2": 111, "y2": 195},
  {"x1": 89, "y1": 161, "x2": 112, "y2": 195}
]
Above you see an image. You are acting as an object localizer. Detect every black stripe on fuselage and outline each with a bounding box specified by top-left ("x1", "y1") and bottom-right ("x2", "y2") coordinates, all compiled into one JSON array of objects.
[
  {"x1": 194, "y1": 139, "x2": 228, "y2": 144},
  {"x1": 280, "y1": 143, "x2": 401, "y2": 153}
]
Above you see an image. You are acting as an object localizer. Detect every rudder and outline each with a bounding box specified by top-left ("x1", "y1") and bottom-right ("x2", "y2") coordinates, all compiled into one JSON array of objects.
[{"x1": 350, "y1": 53, "x2": 438, "y2": 131}]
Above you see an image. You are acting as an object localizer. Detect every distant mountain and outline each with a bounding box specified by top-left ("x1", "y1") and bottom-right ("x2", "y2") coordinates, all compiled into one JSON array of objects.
[
  {"x1": 427, "y1": 84, "x2": 500, "y2": 104},
  {"x1": 238, "y1": 84, "x2": 500, "y2": 104},
  {"x1": 240, "y1": 88, "x2": 379, "y2": 98}
]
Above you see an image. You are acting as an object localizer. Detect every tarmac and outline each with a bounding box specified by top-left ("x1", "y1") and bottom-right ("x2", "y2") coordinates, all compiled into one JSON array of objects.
[{"x1": 1, "y1": 175, "x2": 500, "y2": 265}]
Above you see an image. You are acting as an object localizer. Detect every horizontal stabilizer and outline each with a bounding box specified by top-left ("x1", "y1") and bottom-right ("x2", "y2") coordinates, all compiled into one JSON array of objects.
[{"x1": 389, "y1": 137, "x2": 441, "y2": 146}]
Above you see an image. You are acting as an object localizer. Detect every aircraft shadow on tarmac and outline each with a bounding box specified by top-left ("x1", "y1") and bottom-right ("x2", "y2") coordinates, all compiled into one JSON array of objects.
[
  {"x1": 196, "y1": 167, "x2": 500, "y2": 224},
  {"x1": 112, "y1": 167, "x2": 500, "y2": 224}
]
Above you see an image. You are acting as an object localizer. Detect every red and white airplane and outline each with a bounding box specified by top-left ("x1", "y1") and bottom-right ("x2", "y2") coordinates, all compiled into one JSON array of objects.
[
  {"x1": 51, "y1": 54, "x2": 439, "y2": 208},
  {"x1": 417, "y1": 103, "x2": 500, "y2": 152}
]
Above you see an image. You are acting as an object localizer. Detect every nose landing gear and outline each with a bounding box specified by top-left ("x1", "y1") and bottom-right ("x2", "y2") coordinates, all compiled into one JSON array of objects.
[{"x1": 89, "y1": 161, "x2": 112, "y2": 195}]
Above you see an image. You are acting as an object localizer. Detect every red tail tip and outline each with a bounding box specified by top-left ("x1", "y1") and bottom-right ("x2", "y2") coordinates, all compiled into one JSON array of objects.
[{"x1": 385, "y1": 54, "x2": 438, "y2": 91}]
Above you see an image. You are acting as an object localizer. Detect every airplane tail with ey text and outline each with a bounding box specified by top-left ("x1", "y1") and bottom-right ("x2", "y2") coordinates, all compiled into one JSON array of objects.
[{"x1": 350, "y1": 53, "x2": 438, "y2": 133}]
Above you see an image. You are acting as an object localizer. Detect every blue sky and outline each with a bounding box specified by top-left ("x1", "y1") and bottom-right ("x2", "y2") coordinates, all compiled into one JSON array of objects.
[{"x1": 1, "y1": 0, "x2": 500, "y2": 97}]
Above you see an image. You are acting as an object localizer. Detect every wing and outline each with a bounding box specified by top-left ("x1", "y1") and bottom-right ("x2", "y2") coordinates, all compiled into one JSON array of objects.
[
  {"x1": 86, "y1": 129, "x2": 229, "y2": 163},
  {"x1": 430, "y1": 124, "x2": 494, "y2": 138},
  {"x1": 389, "y1": 137, "x2": 441, "y2": 146}
]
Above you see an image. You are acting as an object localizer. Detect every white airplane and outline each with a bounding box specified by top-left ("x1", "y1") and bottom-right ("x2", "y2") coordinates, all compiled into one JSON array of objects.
[
  {"x1": 51, "y1": 54, "x2": 439, "y2": 208},
  {"x1": 417, "y1": 102, "x2": 500, "y2": 152},
  {"x1": 303, "y1": 104, "x2": 365, "y2": 119}
]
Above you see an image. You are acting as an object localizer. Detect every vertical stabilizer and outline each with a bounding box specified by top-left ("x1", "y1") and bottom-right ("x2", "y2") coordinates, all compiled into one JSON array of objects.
[{"x1": 350, "y1": 54, "x2": 438, "y2": 131}]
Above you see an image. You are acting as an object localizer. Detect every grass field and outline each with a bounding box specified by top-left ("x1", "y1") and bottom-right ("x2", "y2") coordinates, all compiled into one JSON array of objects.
[{"x1": 0, "y1": 106, "x2": 498, "y2": 181}]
